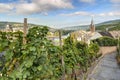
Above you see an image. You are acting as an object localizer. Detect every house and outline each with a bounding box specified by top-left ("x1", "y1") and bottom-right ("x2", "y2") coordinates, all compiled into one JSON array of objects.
[
  {"x1": 5, "y1": 24, "x2": 13, "y2": 32},
  {"x1": 70, "y1": 18, "x2": 97, "y2": 44},
  {"x1": 12, "y1": 27, "x2": 23, "y2": 32},
  {"x1": 47, "y1": 34, "x2": 69, "y2": 46},
  {"x1": 89, "y1": 32, "x2": 103, "y2": 40},
  {"x1": 109, "y1": 31, "x2": 120, "y2": 39}
]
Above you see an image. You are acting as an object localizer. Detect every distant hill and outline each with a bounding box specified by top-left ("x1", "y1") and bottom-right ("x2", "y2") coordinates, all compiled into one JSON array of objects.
[
  {"x1": 2, "y1": 22, "x2": 60, "y2": 32},
  {"x1": 0, "y1": 21, "x2": 59, "y2": 33},
  {"x1": 97, "y1": 19, "x2": 120, "y2": 25},
  {"x1": 61, "y1": 25, "x2": 89, "y2": 30},
  {"x1": 95, "y1": 19, "x2": 120, "y2": 31},
  {"x1": 61, "y1": 19, "x2": 120, "y2": 31},
  {"x1": 0, "y1": 19, "x2": 120, "y2": 33},
  {"x1": 0, "y1": 21, "x2": 43, "y2": 29}
]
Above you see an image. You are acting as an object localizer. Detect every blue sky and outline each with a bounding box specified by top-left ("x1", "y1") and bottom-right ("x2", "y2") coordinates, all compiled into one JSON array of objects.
[{"x1": 0, "y1": 0, "x2": 120, "y2": 28}]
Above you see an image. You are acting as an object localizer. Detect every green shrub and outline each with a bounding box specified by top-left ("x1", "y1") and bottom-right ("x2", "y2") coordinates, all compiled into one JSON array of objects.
[{"x1": 92, "y1": 36, "x2": 117, "y2": 46}]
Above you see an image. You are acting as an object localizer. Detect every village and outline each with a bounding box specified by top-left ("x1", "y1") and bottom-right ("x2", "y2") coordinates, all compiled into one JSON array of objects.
[{"x1": 1, "y1": 18, "x2": 120, "y2": 46}]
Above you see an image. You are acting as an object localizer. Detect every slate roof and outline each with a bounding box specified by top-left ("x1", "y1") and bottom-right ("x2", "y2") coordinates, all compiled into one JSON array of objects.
[{"x1": 99, "y1": 32, "x2": 113, "y2": 38}]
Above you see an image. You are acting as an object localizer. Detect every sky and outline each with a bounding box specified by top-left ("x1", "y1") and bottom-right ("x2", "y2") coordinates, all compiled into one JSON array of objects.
[{"x1": 0, "y1": 0, "x2": 120, "y2": 28}]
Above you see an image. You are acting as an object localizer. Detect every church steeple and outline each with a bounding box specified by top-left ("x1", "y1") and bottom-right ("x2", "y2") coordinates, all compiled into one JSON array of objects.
[
  {"x1": 90, "y1": 18, "x2": 95, "y2": 33},
  {"x1": 91, "y1": 17, "x2": 93, "y2": 24}
]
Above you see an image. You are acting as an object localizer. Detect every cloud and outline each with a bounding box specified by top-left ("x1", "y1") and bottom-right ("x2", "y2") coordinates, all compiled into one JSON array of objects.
[
  {"x1": 110, "y1": 0, "x2": 120, "y2": 3},
  {"x1": 15, "y1": 3, "x2": 38, "y2": 14},
  {"x1": 79, "y1": 0, "x2": 95, "y2": 3},
  {"x1": 60, "y1": 11, "x2": 92, "y2": 16},
  {"x1": 15, "y1": 0, "x2": 74, "y2": 15},
  {"x1": 99, "y1": 13, "x2": 106, "y2": 16},
  {"x1": 29, "y1": 18, "x2": 42, "y2": 22},
  {"x1": 60, "y1": 11, "x2": 120, "y2": 17},
  {"x1": 110, "y1": 0, "x2": 120, "y2": 11},
  {"x1": 0, "y1": 3, "x2": 14, "y2": 13},
  {"x1": 0, "y1": 0, "x2": 73, "y2": 15},
  {"x1": 33, "y1": 0, "x2": 73, "y2": 9},
  {"x1": 99, "y1": 12, "x2": 120, "y2": 16}
]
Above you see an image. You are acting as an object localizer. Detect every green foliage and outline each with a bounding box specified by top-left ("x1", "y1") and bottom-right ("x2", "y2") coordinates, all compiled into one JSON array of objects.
[
  {"x1": 92, "y1": 36, "x2": 117, "y2": 46},
  {"x1": 62, "y1": 37, "x2": 100, "y2": 79},
  {"x1": 0, "y1": 27, "x2": 62, "y2": 80},
  {"x1": 75, "y1": 41, "x2": 87, "y2": 50},
  {"x1": 26, "y1": 26, "x2": 48, "y2": 42},
  {"x1": 0, "y1": 27, "x2": 100, "y2": 80},
  {"x1": 89, "y1": 42, "x2": 99, "y2": 54}
]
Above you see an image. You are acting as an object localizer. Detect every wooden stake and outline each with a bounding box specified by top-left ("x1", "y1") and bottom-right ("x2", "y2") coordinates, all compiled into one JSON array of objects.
[
  {"x1": 59, "y1": 30, "x2": 62, "y2": 47},
  {"x1": 59, "y1": 30, "x2": 65, "y2": 80},
  {"x1": 23, "y1": 18, "x2": 28, "y2": 44}
]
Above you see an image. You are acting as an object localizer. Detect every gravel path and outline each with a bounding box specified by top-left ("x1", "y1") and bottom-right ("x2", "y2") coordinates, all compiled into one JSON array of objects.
[{"x1": 87, "y1": 52, "x2": 120, "y2": 80}]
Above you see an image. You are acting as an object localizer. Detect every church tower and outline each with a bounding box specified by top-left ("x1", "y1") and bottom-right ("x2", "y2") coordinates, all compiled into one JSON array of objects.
[{"x1": 90, "y1": 18, "x2": 95, "y2": 33}]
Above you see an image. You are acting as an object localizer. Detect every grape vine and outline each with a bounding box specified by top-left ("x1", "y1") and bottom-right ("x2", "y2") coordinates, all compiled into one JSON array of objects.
[{"x1": 0, "y1": 26, "x2": 100, "y2": 80}]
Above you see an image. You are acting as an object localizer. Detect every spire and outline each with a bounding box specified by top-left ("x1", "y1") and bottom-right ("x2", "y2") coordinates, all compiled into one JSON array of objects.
[
  {"x1": 90, "y1": 17, "x2": 95, "y2": 33},
  {"x1": 91, "y1": 16, "x2": 94, "y2": 25}
]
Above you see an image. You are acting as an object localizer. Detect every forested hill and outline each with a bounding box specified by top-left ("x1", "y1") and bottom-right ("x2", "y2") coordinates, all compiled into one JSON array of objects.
[
  {"x1": 0, "y1": 21, "x2": 45, "y2": 29},
  {"x1": 62, "y1": 19, "x2": 120, "y2": 31},
  {"x1": 0, "y1": 19, "x2": 120, "y2": 31},
  {"x1": 95, "y1": 19, "x2": 120, "y2": 31}
]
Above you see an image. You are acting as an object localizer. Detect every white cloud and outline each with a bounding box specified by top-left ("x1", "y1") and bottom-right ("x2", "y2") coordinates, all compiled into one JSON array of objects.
[
  {"x1": 15, "y1": 3, "x2": 38, "y2": 14},
  {"x1": 60, "y1": 11, "x2": 92, "y2": 16},
  {"x1": 0, "y1": 3, "x2": 14, "y2": 13},
  {"x1": 110, "y1": 0, "x2": 120, "y2": 11},
  {"x1": 15, "y1": 0, "x2": 73, "y2": 15},
  {"x1": 60, "y1": 11, "x2": 120, "y2": 17},
  {"x1": 79, "y1": 0, "x2": 95, "y2": 3},
  {"x1": 29, "y1": 18, "x2": 42, "y2": 22},
  {"x1": 108, "y1": 12, "x2": 114, "y2": 16},
  {"x1": 110, "y1": 0, "x2": 120, "y2": 3},
  {"x1": 98, "y1": 12, "x2": 120, "y2": 16},
  {"x1": 33, "y1": 0, "x2": 73, "y2": 9},
  {"x1": 99, "y1": 13, "x2": 106, "y2": 17},
  {"x1": 0, "y1": 0, "x2": 73, "y2": 15}
]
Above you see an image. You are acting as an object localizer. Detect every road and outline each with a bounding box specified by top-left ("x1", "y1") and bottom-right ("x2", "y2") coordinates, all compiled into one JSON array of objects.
[{"x1": 87, "y1": 52, "x2": 120, "y2": 80}]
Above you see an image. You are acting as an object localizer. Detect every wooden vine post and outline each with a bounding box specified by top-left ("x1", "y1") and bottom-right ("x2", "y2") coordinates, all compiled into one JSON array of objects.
[
  {"x1": 23, "y1": 18, "x2": 28, "y2": 44},
  {"x1": 59, "y1": 30, "x2": 62, "y2": 47},
  {"x1": 58, "y1": 30, "x2": 65, "y2": 80}
]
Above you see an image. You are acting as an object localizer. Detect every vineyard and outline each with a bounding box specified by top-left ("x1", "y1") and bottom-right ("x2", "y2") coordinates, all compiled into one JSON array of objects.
[{"x1": 0, "y1": 27, "x2": 100, "y2": 80}]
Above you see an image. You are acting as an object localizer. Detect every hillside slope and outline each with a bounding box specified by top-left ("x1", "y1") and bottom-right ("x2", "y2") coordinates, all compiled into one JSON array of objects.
[
  {"x1": 62, "y1": 19, "x2": 120, "y2": 31},
  {"x1": 0, "y1": 21, "x2": 51, "y2": 30},
  {"x1": 96, "y1": 19, "x2": 120, "y2": 31}
]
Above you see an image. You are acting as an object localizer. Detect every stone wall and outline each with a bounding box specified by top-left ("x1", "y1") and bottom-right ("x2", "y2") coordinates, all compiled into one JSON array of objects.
[{"x1": 99, "y1": 46, "x2": 117, "y2": 55}]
